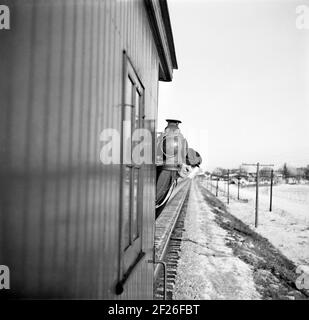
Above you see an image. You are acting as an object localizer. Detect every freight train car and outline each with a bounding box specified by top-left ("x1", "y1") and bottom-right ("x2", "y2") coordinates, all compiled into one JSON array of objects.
[{"x1": 0, "y1": 0, "x2": 177, "y2": 299}]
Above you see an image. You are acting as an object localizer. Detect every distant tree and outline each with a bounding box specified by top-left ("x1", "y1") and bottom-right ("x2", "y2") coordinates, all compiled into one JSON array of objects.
[
  {"x1": 260, "y1": 167, "x2": 272, "y2": 178},
  {"x1": 213, "y1": 167, "x2": 225, "y2": 176},
  {"x1": 229, "y1": 168, "x2": 239, "y2": 174},
  {"x1": 282, "y1": 163, "x2": 290, "y2": 182},
  {"x1": 238, "y1": 166, "x2": 248, "y2": 178},
  {"x1": 239, "y1": 167, "x2": 248, "y2": 174},
  {"x1": 296, "y1": 167, "x2": 305, "y2": 182},
  {"x1": 305, "y1": 165, "x2": 309, "y2": 181}
]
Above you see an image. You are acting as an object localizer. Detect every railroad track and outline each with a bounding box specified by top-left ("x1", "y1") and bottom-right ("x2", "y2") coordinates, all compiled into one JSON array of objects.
[{"x1": 154, "y1": 178, "x2": 191, "y2": 300}]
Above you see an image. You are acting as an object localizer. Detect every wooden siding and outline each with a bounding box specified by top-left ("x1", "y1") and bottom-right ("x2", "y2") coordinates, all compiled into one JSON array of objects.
[{"x1": 0, "y1": 0, "x2": 160, "y2": 299}]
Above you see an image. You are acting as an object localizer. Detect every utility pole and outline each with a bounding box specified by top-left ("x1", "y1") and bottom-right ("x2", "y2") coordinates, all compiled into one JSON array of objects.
[
  {"x1": 227, "y1": 169, "x2": 230, "y2": 204},
  {"x1": 242, "y1": 163, "x2": 274, "y2": 228},
  {"x1": 270, "y1": 169, "x2": 274, "y2": 212}
]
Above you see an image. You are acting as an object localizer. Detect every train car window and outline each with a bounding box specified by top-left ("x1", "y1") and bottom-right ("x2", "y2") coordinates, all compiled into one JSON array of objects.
[{"x1": 120, "y1": 55, "x2": 145, "y2": 280}]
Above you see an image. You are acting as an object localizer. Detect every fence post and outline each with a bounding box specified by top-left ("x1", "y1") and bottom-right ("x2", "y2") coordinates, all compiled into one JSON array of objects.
[
  {"x1": 255, "y1": 162, "x2": 260, "y2": 228},
  {"x1": 210, "y1": 175, "x2": 213, "y2": 193},
  {"x1": 227, "y1": 169, "x2": 230, "y2": 204},
  {"x1": 242, "y1": 162, "x2": 273, "y2": 228},
  {"x1": 237, "y1": 176, "x2": 240, "y2": 200},
  {"x1": 216, "y1": 177, "x2": 219, "y2": 197},
  {"x1": 269, "y1": 169, "x2": 273, "y2": 212}
]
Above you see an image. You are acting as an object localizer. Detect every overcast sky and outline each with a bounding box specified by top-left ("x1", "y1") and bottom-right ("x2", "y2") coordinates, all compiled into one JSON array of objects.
[{"x1": 158, "y1": 0, "x2": 309, "y2": 171}]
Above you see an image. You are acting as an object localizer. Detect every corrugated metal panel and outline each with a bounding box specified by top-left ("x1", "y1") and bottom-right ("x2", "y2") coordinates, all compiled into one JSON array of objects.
[{"x1": 0, "y1": 0, "x2": 159, "y2": 299}]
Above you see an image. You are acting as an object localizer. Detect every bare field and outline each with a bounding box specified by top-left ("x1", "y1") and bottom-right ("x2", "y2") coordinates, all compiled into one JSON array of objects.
[
  {"x1": 259, "y1": 184, "x2": 309, "y2": 205},
  {"x1": 209, "y1": 181, "x2": 309, "y2": 267}
]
